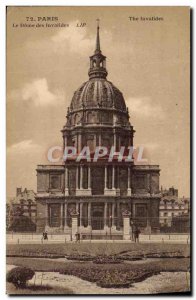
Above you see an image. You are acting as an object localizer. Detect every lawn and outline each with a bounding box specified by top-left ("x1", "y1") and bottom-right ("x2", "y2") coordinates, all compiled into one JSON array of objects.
[
  {"x1": 6, "y1": 243, "x2": 190, "y2": 290},
  {"x1": 7, "y1": 242, "x2": 190, "y2": 257},
  {"x1": 7, "y1": 256, "x2": 190, "y2": 289},
  {"x1": 7, "y1": 256, "x2": 190, "y2": 273}
]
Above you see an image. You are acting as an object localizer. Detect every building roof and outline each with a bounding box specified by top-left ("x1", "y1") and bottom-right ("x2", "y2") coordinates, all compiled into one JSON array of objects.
[
  {"x1": 65, "y1": 22, "x2": 129, "y2": 127},
  {"x1": 70, "y1": 79, "x2": 127, "y2": 112}
]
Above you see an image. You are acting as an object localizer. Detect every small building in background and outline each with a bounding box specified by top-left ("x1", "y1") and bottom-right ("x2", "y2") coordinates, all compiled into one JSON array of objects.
[
  {"x1": 7, "y1": 187, "x2": 37, "y2": 232},
  {"x1": 159, "y1": 186, "x2": 190, "y2": 232},
  {"x1": 10, "y1": 187, "x2": 36, "y2": 218}
]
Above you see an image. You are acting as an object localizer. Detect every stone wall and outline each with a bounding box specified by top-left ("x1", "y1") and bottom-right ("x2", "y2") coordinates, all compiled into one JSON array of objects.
[{"x1": 37, "y1": 167, "x2": 64, "y2": 193}]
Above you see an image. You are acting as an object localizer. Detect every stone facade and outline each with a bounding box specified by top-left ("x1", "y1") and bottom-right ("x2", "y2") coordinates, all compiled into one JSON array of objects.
[{"x1": 36, "y1": 24, "x2": 161, "y2": 238}]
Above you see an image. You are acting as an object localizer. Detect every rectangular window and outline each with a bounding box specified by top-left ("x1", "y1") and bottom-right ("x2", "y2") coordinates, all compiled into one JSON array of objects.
[
  {"x1": 50, "y1": 174, "x2": 61, "y2": 190},
  {"x1": 135, "y1": 175, "x2": 146, "y2": 189}
]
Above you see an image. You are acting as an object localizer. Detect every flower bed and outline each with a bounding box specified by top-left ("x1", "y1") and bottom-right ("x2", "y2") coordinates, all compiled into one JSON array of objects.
[
  {"x1": 93, "y1": 255, "x2": 123, "y2": 264},
  {"x1": 145, "y1": 251, "x2": 187, "y2": 258},
  {"x1": 97, "y1": 270, "x2": 131, "y2": 288},
  {"x1": 66, "y1": 255, "x2": 93, "y2": 261},
  {"x1": 117, "y1": 255, "x2": 143, "y2": 261},
  {"x1": 7, "y1": 243, "x2": 190, "y2": 258},
  {"x1": 59, "y1": 265, "x2": 158, "y2": 288}
]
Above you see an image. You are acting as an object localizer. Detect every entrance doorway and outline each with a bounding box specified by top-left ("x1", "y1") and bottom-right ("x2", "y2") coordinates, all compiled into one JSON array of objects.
[
  {"x1": 91, "y1": 204, "x2": 104, "y2": 230},
  {"x1": 134, "y1": 204, "x2": 147, "y2": 227},
  {"x1": 49, "y1": 204, "x2": 61, "y2": 227}
]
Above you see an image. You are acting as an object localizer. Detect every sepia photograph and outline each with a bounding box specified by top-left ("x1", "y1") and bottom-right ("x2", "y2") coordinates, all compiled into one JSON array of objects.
[{"x1": 6, "y1": 6, "x2": 190, "y2": 295}]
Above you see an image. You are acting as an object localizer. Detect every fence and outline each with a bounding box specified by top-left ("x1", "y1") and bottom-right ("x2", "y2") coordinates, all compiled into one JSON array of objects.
[
  {"x1": 6, "y1": 215, "x2": 190, "y2": 235},
  {"x1": 6, "y1": 232, "x2": 190, "y2": 245}
]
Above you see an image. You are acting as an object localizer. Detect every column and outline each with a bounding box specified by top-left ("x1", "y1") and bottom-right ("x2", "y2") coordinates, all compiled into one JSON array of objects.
[
  {"x1": 64, "y1": 202, "x2": 67, "y2": 228},
  {"x1": 117, "y1": 202, "x2": 120, "y2": 230},
  {"x1": 80, "y1": 203, "x2": 83, "y2": 227},
  {"x1": 76, "y1": 166, "x2": 79, "y2": 189},
  {"x1": 114, "y1": 133, "x2": 116, "y2": 150},
  {"x1": 128, "y1": 167, "x2": 130, "y2": 188},
  {"x1": 71, "y1": 213, "x2": 79, "y2": 241},
  {"x1": 112, "y1": 203, "x2": 115, "y2": 227},
  {"x1": 98, "y1": 134, "x2": 101, "y2": 146},
  {"x1": 60, "y1": 203, "x2": 64, "y2": 228},
  {"x1": 123, "y1": 212, "x2": 131, "y2": 240},
  {"x1": 88, "y1": 202, "x2": 91, "y2": 226},
  {"x1": 76, "y1": 202, "x2": 79, "y2": 213},
  {"x1": 104, "y1": 202, "x2": 108, "y2": 227},
  {"x1": 46, "y1": 204, "x2": 49, "y2": 227},
  {"x1": 65, "y1": 167, "x2": 69, "y2": 195},
  {"x1": 78, "y1": 134, "x2": 82, "y2": 152},
  {"x1": 116, "y1": 166, "x2": 119, "y2": 189},
  {"x1": 80, "y1": 165, "x2": 83, "y2": 189},
  {"x1": 88, "y1": 166, "x2": 91, "y2": 189},
  {"x1": 105, "y1": 166, "x2": 116, "y2": 196},
  {"x1": 116, "y1": 166, "x2": 120, "y2": 196},
  {"x1": 146, "y1": 202, "x2": 151, "y2": 234},
  {"x1": 112, "y1": 166, "x2": 115, "y2": 189},
  {"x1": 127, "y1": 166, "x2": 132, "y2": 196},
  {"x1": 104, "y1": 166, "x2": 107, "y2": 189},
  {"x1": 76, "y1": 165, "x2": 91, "y2": 196},
  {"x1": 64, "y1": 136, "x2": 67, "y2": 148}
]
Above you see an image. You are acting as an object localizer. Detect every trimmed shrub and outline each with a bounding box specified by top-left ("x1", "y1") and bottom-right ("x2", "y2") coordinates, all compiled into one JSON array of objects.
[
  {"x1": 8, "y1": 216, "x2": 36, "y2": 232},
  {"x1": 6, "y1": 267, "x2": 35, "y2": 288}
]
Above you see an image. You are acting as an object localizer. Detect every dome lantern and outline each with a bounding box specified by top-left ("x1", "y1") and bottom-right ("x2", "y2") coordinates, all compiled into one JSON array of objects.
[{"x1": 88, "y1": 19, "x2": 108, "y2": 80}]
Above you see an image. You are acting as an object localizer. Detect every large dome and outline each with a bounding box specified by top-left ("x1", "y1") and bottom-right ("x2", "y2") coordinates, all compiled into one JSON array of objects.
[
  {"x1": 62, "y1": 22, "x2": 134, "y2": 154},
  {"x1": 70, "y1": 78, "x2": 127, "y2": 112},
  {"x1": 63, "y1": 23, "x2": 131, "y2": 131}
]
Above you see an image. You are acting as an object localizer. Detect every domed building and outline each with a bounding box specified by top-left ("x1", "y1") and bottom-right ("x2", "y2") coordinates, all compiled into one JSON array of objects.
[{"x1": 36, "y1": 24, "x2": 161, "y2": 238}]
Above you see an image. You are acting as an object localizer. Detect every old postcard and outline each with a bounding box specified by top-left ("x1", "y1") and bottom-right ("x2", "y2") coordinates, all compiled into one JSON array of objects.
[{"x1": 6, "y1": 6, "x2": 191, "y2": 295}]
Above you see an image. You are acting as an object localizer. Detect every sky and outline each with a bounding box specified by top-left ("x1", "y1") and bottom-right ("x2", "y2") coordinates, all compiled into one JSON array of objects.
[{"x1": 7, "y1": 6, "x2": 190, "y2": 197}]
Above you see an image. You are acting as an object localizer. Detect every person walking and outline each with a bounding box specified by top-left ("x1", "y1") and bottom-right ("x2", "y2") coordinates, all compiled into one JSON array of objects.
[
  {"x1": 75, "y1": 232, "x2": 80, "y2": 243},
  {"x1": 133, "y1": 226, "x2": 141, "y2": 243},
  {"x1": 42, "y1": 231, "x2": 48, "y2": 241},
  {"x1": 130, "y1": 220, "x2": 135, "y2": 241},
  {"x1": 44, "y1": 231, "x2": 48, "y2": 240},
  {"x1": 42, "y1": 231, "x2": 45, "y2": 241}
]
